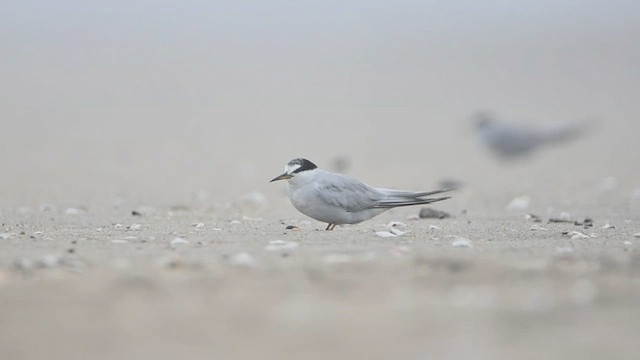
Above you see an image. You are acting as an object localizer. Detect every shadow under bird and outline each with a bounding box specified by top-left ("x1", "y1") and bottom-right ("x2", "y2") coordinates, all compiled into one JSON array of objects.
[
  {"x1": 473, "y1": 111, "x2": 594, "y2": 160},
  {"x1": 270, "y1": 158, "x2": 451, "y2": 230}
]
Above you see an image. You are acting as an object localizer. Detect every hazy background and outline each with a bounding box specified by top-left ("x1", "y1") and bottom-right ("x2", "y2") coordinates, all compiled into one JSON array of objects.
[{"x1": 1, "y1": 0, "x2": 639, "y2": 208}]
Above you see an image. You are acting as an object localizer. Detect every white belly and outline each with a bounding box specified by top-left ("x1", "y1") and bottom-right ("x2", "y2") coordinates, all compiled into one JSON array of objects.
[{"x1": 288, "y1": 185, "x2": 386, "y2": 225}]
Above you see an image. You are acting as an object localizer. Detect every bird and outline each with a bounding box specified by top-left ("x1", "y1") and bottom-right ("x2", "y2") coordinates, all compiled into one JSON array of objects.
[
  {"x1": 270, "y1": 158, "x2": 451, "y2": 230},
  {"x1": 473, "y1": 110, "x2": 593, "y2": 160}
]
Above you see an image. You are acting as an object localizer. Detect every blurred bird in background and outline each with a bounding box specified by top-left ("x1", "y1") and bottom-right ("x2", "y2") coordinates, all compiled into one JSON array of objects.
[{"x1": 473, "y1": 110, "x2": 595, "y2": 161}]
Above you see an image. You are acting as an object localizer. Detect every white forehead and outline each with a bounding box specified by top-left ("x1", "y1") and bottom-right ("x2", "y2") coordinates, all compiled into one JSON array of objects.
[{"x1": 285, "y1": 163, "x2": 301, "y2": 174}]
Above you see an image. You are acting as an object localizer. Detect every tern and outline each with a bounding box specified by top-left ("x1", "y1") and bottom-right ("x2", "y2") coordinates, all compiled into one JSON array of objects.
[
  {"x1": 271, "y1": 158, "x2": 451, "y2": 230},
  {"x1": 473, "y1": 111, "x2": 593, "y2": 159}
]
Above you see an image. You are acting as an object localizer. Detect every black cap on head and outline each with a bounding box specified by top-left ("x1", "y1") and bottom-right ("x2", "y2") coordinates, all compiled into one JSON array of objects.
[{"x1": 288, "y1": 158, "x2": 318, "y2": 173}]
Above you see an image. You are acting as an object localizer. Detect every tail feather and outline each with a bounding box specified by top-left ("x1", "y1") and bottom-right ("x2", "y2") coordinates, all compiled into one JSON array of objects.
[
  {"x1": 373, "y1": 196, "x2": 451, "y2": 209},
  {"x1": 380, "y1": 188, "x2": 453, "y2": 199},
  {"x1": 543, "y1": 119, "x2": 595, "y2": 145}
]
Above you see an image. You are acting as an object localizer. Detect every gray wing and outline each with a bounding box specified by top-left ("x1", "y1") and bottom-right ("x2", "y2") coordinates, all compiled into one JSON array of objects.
[
  {"x1": 482, "y1": 124, "x2": 546, "y2": 156},
  {"x1": 313, "y1": 174, "x2": 381, "y2": 213}
]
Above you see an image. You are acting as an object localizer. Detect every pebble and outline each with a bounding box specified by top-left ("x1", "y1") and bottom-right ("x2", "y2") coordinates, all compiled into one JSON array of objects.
[
  {"x1": 229, "y1": 220, "x2": 241, "y2": 225},
  {"x1": 128, "y1": 224, "x2": 142, "y2": 231},
  {"x1": 507, "y1": 196, "x2": 530, "y2": 211},
  {"x1": 451, "y1": 237, "x2": 473, "y2": 248},
  {"x1": 419, "y1": 207, "x2": 451, "y2": 219},
  {"x1": 429, "y1": 225, "x2": 441, "y2": 230},
  {"x1": 285, "y1": 225, "x2": 299, "y2": 230},
  {"x1": 330, "y1": 156, "x2": 351, "y2": 173},
  {"x1": 623, "y1": 241, "x2": 632, "y2": 246},
  {"x1": 406, "y1": 214, "x2": 420, "y2": 221},
  {"x1": 133, "y1": 205, "x2": 157, "y2": 216},
  {"x1": 229, "y1": 252, "x2": 256, "y2": 267},
  {"x1": 0, "y1": 233, "x2": 14, "y2": 240},
  {"x1": 438, "y1": 178, "x2": 465, "y2": 190},
  {"x1": 549, "y1": 212, "x2": 572, "y2": 223},
  {"x1": 170, "y1": 237, "x2": 189, "y2": 245},
  {"x1": 634, "y1": 233, "x2": 640, "y2": 238},
  {"x1": 525, "y1": 214, "x2": 542, "y2": 222},
  {"x1": 192, "y1": 223, "x2": 205, "y2": 228},
  {"x1": 601, "y1": 223, "x2": 615, "y2": 230},
  {"x1": 387, "y1": 221, "x2": 407, "y2": 228},
  {"x1": 549, "y1": 218, "x2": 573, "y2": 224},
  {"x1": 574, "y1": 218, "x2": 594, "y2": 228}
]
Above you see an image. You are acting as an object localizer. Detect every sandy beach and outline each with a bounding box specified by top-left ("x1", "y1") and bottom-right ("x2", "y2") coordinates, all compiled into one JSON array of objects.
[{"x1": 1, "y1": 2, "x2": 640, "y2": 359}]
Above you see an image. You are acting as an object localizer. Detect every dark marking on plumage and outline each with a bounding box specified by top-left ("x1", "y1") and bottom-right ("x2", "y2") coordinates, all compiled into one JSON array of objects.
[{"x1": 289, "y1": 158, "x2": 318, "y2": 173}]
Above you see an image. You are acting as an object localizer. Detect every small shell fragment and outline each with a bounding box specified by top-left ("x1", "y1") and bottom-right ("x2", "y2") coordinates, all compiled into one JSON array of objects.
[
  {"x1": 569, "y1": 231, "x2": 590, "y2": 239},
  {"x1": 170, "y1": 237, "x2": 189, "y2": 245},
  {"x1": 229, "y1": 252, "x2": 256, "y2": 267},
  {"x1": 451, "y1": 237, "x2": 473, "y2": 248},
  {"x1": 530, "y1": 224, "x2": 548, "y2": 231},
  {"x1": 128, "y1": 224, "x2": 142, "y2": 231},
  {"x1": 389, "y1": 227, "x2": 408, "y2": 236},
  {"x1": 265, "y1": 240, "x2": 299, "y2": 251},
  {"x1": 375, "y1": 231, "x2": 397, "y2": 238},
  {"x1": 506, "y1": 196, "x2": 530, "y2": 211}
]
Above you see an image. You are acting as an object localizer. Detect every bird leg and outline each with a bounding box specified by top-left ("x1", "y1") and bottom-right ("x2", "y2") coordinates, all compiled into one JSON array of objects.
[{"x1": 325, "y1": 223, "x2": 335, "y2": 231}]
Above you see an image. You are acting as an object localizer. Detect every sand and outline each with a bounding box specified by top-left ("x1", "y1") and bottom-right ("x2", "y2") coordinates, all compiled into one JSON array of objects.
[
  {"x1": 2, "y1": 2, "x2": 640, "y2": 359},
  {"x1": 1, "y1": 188, "x2": 639, "y2": 360}
]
